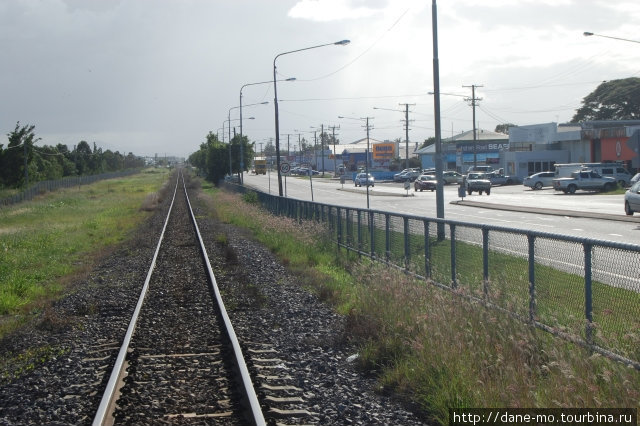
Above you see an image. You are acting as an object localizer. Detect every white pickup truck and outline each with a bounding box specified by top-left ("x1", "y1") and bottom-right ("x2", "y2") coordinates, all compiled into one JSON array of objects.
[{"x1": 552, "y1": 170, "x2": 617, "y2": 194}]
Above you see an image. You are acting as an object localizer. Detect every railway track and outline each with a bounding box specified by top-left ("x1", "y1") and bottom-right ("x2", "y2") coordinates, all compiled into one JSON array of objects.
[
  {"x1": 1, "y1": 169, "x2": 426, "y2": 425},
  {"x1": 93, "y1": 171, "x2": 264, "y2": 425}
]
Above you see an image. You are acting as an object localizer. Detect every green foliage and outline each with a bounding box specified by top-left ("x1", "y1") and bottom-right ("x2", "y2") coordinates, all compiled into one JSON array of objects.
[
  {"x1": 0, "y1": 122, "x2": 146, "y2": 189},
  {"x1": 494, "y1": 123, "x2": 516, "y2": 134},
  {"x1": 572, "y1": 77, "x2": 640, "y2": 122},
  {"x1": 242, "y1": 190, "x2": 258, "y2": 204},
  {"x1": 189, "y1": 131, "x2": 255, "y2": 185},
  {"x1": 0, "y1": 168, "x2": 169, "y2": 329}
]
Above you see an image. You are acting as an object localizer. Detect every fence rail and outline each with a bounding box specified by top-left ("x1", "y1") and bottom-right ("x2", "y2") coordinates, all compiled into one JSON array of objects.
[
  {"x1": 224, "y1": 183, "x2": 640, "y2": 369},
  {"x1": 0, "y1": 169, "x2": 141, "y2": 207}
]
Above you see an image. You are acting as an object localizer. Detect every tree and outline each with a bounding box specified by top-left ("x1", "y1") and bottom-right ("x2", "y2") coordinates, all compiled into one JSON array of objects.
[
  {"x1": 1, "y1": 122, "x2": 39, "y2": 187},
  {"x1": 495, "y1": 123, "x2": 516, "y2": 134},
  {"x1": 571, "y1": 77, "x2": 640, "y2": 122},
  {"x1": 262, "y1": 140, "x2": 275, "y2": 157}
]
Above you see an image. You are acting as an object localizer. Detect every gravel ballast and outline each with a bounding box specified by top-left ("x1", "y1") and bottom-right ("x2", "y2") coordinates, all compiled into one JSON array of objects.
[{"x1": 0, "y1": 176, "x2": 428, "y2": 425}]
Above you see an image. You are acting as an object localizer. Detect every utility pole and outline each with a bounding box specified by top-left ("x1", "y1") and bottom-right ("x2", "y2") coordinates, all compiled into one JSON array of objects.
[
  {"x1": 362, "y1": 117, "x2": 374, "y2": 209},
  {"x1": 321, "y1": 124, "x2": 325, "y2": 176},
  {"x1": 399, "y1": 103, "x2": 415, "y2": 169},
  {"x1": 463, "y1": 84, "x2": 483, "y2": 168},
  {"x1": 313, "y1": 130, "x2": 318, "y2": 170},
  {"x1": 328, "y1": 125, "x2": 340, "y2": 175}
]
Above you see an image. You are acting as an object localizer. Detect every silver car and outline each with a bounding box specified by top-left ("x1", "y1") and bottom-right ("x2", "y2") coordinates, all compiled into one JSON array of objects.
[
  {"x1": 624, "y1": 181, "x2": 640, "y2": 215},
  {"x1": 523, "y1": 171, "x2": 555, "y2": 190},
  {"x1": 354, "y1": 173, "x2": 375, "y2": 187}
]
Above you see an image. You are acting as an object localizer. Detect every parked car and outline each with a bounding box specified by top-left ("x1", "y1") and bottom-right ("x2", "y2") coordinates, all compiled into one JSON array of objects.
[
  {"x1": 523, "y1": 171, "x2": 555, "y2": 190},
  {"x1": 624, "y1": 181, "x2": 640, "y2": 215},
  {"x1": 486, "y1": 171, "x2": 520, "y2": 186},
  {"x1": 467, "y1": 165, "x2": 494, "y2": 173},
  {"x1": 393, "y1": 168, "x2": 412, "y2": 182},
  {"x1": 354, "y1": 173, "x2": 375, "y2": 187},
  {"x1": 297, "y1": 167, "x2": 319, "y2": 176},
  {"x1": 442, "y1": 170, "x2": 463, "y2": 184},
  {"x1": 393, "y1": 168, "x2": 421, "y2": 182},
  {"x1": 414, "y1": 174, "x2": 437, "y2": 192},
  {"x1": 465, "y1": 172, "x2": 492, "y2": 195}
]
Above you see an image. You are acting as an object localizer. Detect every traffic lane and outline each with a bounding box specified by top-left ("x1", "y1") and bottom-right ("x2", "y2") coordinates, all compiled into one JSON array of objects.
[{"x1": 241, "y1": 175, "x2": 640, "y2": 244}]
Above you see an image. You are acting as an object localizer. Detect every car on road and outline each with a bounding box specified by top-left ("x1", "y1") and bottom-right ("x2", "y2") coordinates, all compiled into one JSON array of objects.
[
  {"x1": 393, "y1": 168, "x2": 421, "y2": 182},
  {"x1": 624, "y1": 181, "x2": 640, "y2": 215},
  {"x1": 354, "y1": 173, "x2": 375, "y2": 187},
  {"x1": 442, "y1": 170, "x2": 463, "y2": 184},
  {"x1": 631, "y1": 173, "x2": 640, "y2": 186},
  {"x1": 297, "y1": 167, "x2": 319, "y2": 176},
  {"x1": 487, "y1": 171, "x2": 521, "y2": 186},
  {"x1": 414, "y1": 174, "x2": 437, "y2": 192},
  {"x1": 523, "y1": 171, "x2": 555, "y2": 190},
  {"x1": 465, "y1": 172, "x2": 492, "y2": 195}
]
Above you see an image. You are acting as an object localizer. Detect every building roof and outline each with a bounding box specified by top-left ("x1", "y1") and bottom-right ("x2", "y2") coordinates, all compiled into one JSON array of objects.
[{"x1": 443, "y1": 129, "x2": 508, "y2": 142}]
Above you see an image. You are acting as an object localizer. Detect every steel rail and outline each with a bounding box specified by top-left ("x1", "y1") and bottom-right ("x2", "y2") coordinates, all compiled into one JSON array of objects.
[
  {"x1": 182, "y1": 172, "x2": 266, "y2": 426},
  {"x1": 93, "y1": 173, "x2": 180, "y2": 425}
]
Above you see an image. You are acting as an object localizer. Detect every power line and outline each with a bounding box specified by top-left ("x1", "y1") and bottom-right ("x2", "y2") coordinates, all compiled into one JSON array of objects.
[{"x1": 463, "y1": 84, "x2": 483, "y2": 168}]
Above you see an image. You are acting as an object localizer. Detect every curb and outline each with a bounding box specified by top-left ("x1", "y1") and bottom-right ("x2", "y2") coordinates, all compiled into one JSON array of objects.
[{"x1": 451, "y1": 200, "x2": 639, "y2": 223}]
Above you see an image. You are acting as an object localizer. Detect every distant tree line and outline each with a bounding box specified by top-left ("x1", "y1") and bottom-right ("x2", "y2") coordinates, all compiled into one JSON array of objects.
[
  {"x1": 0, "y1": 122, "x2": 146, "y2": 189},
  {"x1": 189, "y1": 131, "x2": 255, "y2": 184}
]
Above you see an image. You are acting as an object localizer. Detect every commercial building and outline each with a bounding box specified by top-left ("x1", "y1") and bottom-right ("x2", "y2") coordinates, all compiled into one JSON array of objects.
[{"x1": 416, "y1": 120, "x2": 640, "y2": 179}]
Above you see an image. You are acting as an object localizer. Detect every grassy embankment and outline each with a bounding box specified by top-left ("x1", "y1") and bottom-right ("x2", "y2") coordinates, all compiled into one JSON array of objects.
[
  {"x1": 203, "y1": 182, "x2": 640, "y2": 425},
  {"x1": 0, "y1": 168, "x2": 170, "y2": 336}
]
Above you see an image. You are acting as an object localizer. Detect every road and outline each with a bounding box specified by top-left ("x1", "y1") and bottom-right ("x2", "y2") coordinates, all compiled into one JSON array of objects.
[{"x1": 243, "y1": 172, "x2": 640, "y2": 245}]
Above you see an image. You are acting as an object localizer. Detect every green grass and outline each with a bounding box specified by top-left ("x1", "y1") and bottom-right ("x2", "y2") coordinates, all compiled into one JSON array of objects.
[
  {"x1": 203, "y1": 184, "x2": 640, "y2": 425},
  {"x1": 330, "y1": 214, "x2": 640, "y2": 360},
  {"x1": 0, "y1": 168, "x2": 170, "y2": 334}
]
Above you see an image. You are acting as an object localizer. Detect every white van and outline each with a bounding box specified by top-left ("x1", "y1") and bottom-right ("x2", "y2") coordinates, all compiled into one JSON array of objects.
[{"x1": 584, "y1": 164, "x2": 631, "y2": 187}]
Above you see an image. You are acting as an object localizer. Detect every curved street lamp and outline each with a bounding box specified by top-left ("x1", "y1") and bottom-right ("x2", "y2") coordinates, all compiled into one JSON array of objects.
[
  {"x1": 583, "y1": 32, "x2": 640, "y2": 44},
  {"x1": 229, "y1": 101, "x2": 268, "y2": 181},
  {"x1": 240, "y1": 78, "x2": 295, "y2": 184},
  {"x1": 273, "y1": 39, "x2": 350, "y2": 196}
]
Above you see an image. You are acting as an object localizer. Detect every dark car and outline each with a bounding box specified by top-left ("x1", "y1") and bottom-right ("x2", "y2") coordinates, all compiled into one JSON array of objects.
[{"x1": 414, "y1": 174, "x2": 437, "y2": 192}]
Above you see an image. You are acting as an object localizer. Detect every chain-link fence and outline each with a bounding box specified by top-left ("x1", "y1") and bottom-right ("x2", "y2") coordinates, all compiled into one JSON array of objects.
[
  {"x1": 0, "y1": 169, "x2": 141, "y2": 207},
  {"x1": 225, "y1": 183, "x2": 640, "y2": 369}
]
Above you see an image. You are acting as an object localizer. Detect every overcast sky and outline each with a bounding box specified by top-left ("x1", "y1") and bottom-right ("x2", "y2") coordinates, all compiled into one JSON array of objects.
[{"x1": 2, "y1": 0, "x2": 640, "y2": 159}]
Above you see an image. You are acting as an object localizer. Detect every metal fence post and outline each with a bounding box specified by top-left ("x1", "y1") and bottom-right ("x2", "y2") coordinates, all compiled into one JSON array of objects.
[
  {"x1": 357, "y1": 210, "x2": 362, "y2": 257},
  {"x1": 423, "y1": 219, "x2": 431, "y2": 278},
  {"x1": 385, "y1": 214, "x2": 391, "y2": 261},
  {"x1": 450, "y1": 223, "x2": 457, "y2": 288},
  {"x1": 346, "y1": 208, "x2": 352, "y2": 247},
  {"x1": 482, "y1": 227, "x2": 489, "y2": 299},
  {"x1": 528, "y1": 233, "x2": 536, "y2": 323},
  {"x1": 404, "y1": 216, "x2": 410, "y2": 271},
  {"x1": 584, "y1": 242, "x2": 594, "y2": 345},
  {"x1": 369, "y1": 210, "x2": 375, "y2": 259},
  {"x1": 337, "y1": 206, "x2": 342, "y2": 249}
]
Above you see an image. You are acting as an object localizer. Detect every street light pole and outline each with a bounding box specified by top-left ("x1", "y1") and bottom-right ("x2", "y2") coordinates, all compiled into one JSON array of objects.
[
  {"x1": 432, "y1": 0, "x2": 445, "y2": 239},
  {"x1": 583, "y1": 32, "x2": 640, "y2": 44},
  {"x1": 273, "y1": 39, "x2": 350, "y2": 196}
]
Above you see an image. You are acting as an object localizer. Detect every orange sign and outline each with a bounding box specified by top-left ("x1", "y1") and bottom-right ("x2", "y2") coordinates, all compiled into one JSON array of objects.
[{"x1": 373, "y1": 143, "x2": 395, "y2": 160}]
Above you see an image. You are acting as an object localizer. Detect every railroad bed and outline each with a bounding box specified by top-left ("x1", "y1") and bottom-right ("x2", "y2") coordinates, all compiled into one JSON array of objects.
[
  {"x1": 94, "y1": 172, "x2": 263, "y2": 424},
  {"x1": 0, "y1": 170, "x2": 426, "y2": 425}
]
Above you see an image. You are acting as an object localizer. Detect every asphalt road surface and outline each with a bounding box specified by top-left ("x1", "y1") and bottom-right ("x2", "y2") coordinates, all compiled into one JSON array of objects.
[{"x1": 242, "y1": 173, "x2": 640, "y2": 246}]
